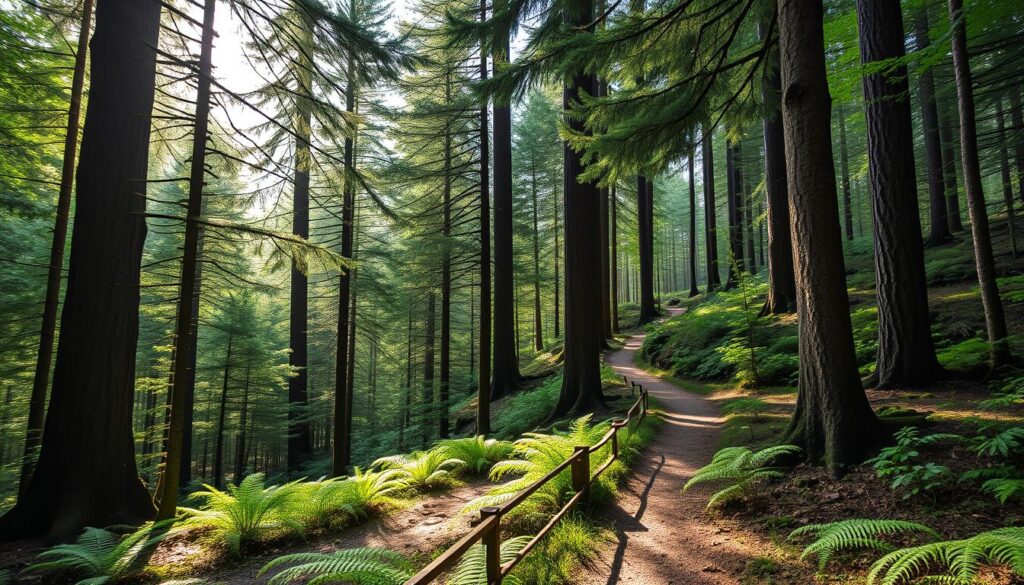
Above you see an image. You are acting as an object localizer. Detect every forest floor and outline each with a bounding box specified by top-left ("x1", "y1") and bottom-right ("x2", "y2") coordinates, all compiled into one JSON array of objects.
[
  {"x1": 144, "y1": 480, "x2": 494, "y2": 583},
  {"x1": 580, "y1": 309, "x2": 815, "y2": 585}
]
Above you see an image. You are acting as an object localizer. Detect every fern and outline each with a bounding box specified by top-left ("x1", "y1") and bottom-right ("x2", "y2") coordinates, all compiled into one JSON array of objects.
[
  {"x1": 180, "y1": 473, "x2": 302, "y2": 556},
  {"x1": 982, "y1": 478, "x2": 1024, "y2": 504},
  {"x1": 372, "y1": 449, "x2": 465, "y2": 491},
  {"x1": 22, "y1": 521, "x2": 175, "y2": 584},
  {"x1": 868, "y1": 527, "x2": 1024, "y2": 584},
  {"x1": 450, "y1": 535, "x2": 532, "y2": 585},
  {"x1": 788, "y1": 519, "x2": 938, "y2": 571},
  {"x1": 682, "y1": 445, "x2": 800, "y2": 509},
  {"x1": 258, "y1": 547, "x2": 413, "y2": 585},
  {"x1": 972, "y1": 427, "x2": 1024, "y2": 458},
  {"x1": 438, "y1": 436, "x2": 515, "y2": 475},
  {"x1": 290, "y1": 477, "x2": 365, "y2": 531}
]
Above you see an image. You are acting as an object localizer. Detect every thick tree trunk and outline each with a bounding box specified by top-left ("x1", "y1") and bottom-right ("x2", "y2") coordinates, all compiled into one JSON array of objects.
[
  {"x1": 857, "y1": 0, "x2": 942, "y2": 388},
  {"x1": 761, "y1": 36, "x2": 797, "y2": 315},
  {"x1": 599, "y1": 183, "x2": 612, "y2": 339},
  {"x1": 610, "y1": 186, "x2": 619, "y2": 332},
  {"x1": 702, "y1": 131, "x2": 722, "y2": 292},
  {"x1": 914, "y1": 9, "x2": 952, "y2": 246},
  {"x1": 837, "y1": 109, "x2": 855, "y2": 240},
  {"x1": 0, "y1": 0, "x2": 160, "y2": 540},
  {"x1": 553, "y1": 181, "x2": 561, "y2": 338},
  {"x1": 491, "y1": 26, "x2": 521, "y2": 398},
  {"x1": 477, "y1": 0, "x2": 491, "y2": 435},
  {"x1": 21, "y1": 0, "x2": 95, "y2": 496},
  {"x1": 777, "y1": 0, "x2": 884, "y2": 477},
  {"x1": 939, "y1": 103, "x2": 965, "y2": 232},
  {"x1": 948, "y1": 0, "x2": 1011, "y2": 366},
  {"x1": 550, "y1": 0, "x2": 604, "y2": 420},
  {"x1": 997, "y1": 98, "x2": 1020, "y2": 257}
]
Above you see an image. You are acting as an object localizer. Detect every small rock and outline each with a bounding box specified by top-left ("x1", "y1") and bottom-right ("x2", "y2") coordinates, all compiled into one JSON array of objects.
[{"x1": 702, "y1": 565, "x2": 721, "y2": 573}]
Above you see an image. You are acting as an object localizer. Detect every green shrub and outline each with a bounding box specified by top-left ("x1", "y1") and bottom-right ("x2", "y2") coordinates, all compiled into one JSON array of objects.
[
  {"x1": 23, "y1": 522, "x2": 175, "y2": 584},
  {"x1": 492, "y1": 374, "x2": 562, "y2": 438},
  {"x1": 508, "y1": 518, "x2": 609, "y2": 584},
  {"x1": 372, "y1": 448, "x2": 465, "y2": 491},
  {"x1": 868, "y1": 527, "x2": 1024, "y2": 584},
  {"x1": 258, "y1": 547, "x2": 413, "y2": 584},
  {"x1": 866, "y1": 427, "x2": 962, "y2": 500},
  {"x1": 450, "y1": 535, "x2": 531, "y2": 585},
  {"x1": 290, "y1": 477, "x2": 374, "y2": 531},
  {"x1": 937, "y1": 337, "x2": 993, "y2": 373},
  {"x1": 343, "y1": 467, "x2": 409, "y2": 509},
  {"x1": 180, "y1": 473, "x2": 302, "y2": 555},
  {"x1": 788, "y1": 519, "x2": 938, "y2": 571},
  {"x1": 439, "y1": 436, "x2": 515, "y2": 475},
  {"x1": 682, "y1": 444, "x2": 801, "y2": 509}
]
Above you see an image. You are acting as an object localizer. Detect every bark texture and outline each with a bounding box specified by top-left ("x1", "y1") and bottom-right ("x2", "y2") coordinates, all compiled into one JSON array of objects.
[
  {"x1": 914, "y1": 8, "x2": 952, "y2": 246},
  {"x1": 702, "y1": 132, "x2": 721, "y2": 292},
  {"x1": 777, "y1": 0, "x2": 883, "y2": 477},
  {"x1": 0, "y1": 0, "x2": 161, "y2": 540}
]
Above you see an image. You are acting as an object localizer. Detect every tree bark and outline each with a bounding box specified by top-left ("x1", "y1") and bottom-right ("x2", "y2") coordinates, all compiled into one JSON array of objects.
[
  {"x1": 777, "y1": 0, "x2": 884, "y2": 477},
  {"x1": 997, "y1": 97, "x2": 1020, "y2": 257},
  {"x1": 702, "y1": 131, "x2": 722, "y2": 292},
  {"x1": 761, "y1": 30, "x2": 797, "y2": 315},
  {"x1": 857, "y1": 0, "x2": 942, "y2": 388},
  {"x1": 914, "y1": 8, "x2": 952, "y2": 246},
  {"x1": 1010, "y1": 88, "x2": 1024, "y2": 207},
  {"x1": 491, "y1": 23, "x2": 521, "y2": 398},
  {"x1": 637, "y1": 176, "x2": 658, "y2": 322},
  {"x1": 21, "y1": 0, "x2": 95, "y2": 496},
  {"x1": 440, "y1": 73, "x2": 453, "y2": 439},
  {"x1": 837, "y1": 108, "x2": 855, "y2": 240},
  {"x1": 550, "y1": 0, "x2": 604, "y2": 420},
  {"x1": 422, "y1": 292, "x2": 436, "y2": 447},
  {"x1": 947, "y1": 0, "x2": 1011, "y2": 366},
  {"x1": 477, "y1": 0, "x2": 491, "y2": 435},
  {"x1": 532, "y1": 161, "x2": 544, "y2": 350},
  {"x1": 939, "y1": 102, "x2": 964, "y2": 232},
  {"x1": 0, "y1": 0, "x2": 160, "y2": 540},
  {"x1": 213, "y1": 334, "x2": 233, "y2": 490},
  {"x1": 688, "y1": 154, "x2": 700, "y2": 297},
  {"x1": 610, "y1": 186, "x2": 619, "y2": 332}
]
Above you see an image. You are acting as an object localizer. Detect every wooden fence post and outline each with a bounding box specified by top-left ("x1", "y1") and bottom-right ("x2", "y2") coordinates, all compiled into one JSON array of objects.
[
  {"x1": 571, "y1": 446, "x2": 591, "y2": 507},
  {"x1": 481, "y1": 506, "x2": 502, "y2": 584}
]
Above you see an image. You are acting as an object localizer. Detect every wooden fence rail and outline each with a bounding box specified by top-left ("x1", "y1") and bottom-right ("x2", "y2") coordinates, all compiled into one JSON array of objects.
[{"x1": 405, "y1": 380, "x2": 650, "y2": 585}]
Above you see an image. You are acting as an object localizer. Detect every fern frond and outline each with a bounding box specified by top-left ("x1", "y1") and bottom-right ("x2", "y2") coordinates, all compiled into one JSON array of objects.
[
  {"x1": 449, "y1": 535, "x2": 532, "y2": 585},
  {"x1": 789, "y1": 519, "x2": 938, "y2": 571},
  {"x1": 868, "y1": 527, "x2": 1024, "y2": 584},
  {"x1": 259, "y1": 547, "x2": 412, "y2": 585}
]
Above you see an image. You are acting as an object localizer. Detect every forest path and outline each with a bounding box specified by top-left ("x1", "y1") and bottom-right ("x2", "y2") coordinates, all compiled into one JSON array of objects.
[
  {"x1": 581, "y1": 308, "x2": 754, "y2": 584},
  {"x1": 192, "y1": 481, "x2": 491, "y2": 584}
]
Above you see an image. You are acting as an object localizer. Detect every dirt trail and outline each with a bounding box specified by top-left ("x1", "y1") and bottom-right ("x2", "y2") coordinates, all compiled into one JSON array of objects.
[{"x1": 582, "y1": 309, "x2": 757, "y2": 584}]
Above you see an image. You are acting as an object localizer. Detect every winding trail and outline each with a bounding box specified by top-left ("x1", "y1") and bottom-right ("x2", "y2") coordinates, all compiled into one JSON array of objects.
[{"x1": 582, "y1": 310, "x2": 753, "y2": 584}]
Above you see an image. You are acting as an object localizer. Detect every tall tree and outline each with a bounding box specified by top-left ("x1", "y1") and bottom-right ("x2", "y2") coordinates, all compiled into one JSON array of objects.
[
  {"x1": 21, "y1": 0, "x2": 95, "y2": 496},
  {"x1": 702, "y1": 130, "x2": 721, "y2": 292},
  {"x1": 477, "y1": 0, "x2": 491, "y2": 435},
  {"x1": 836, "y1": 108, "x2": 855, "y2": 241},
  {"x1": 777, "y1": 0, "x2": 883, "y2": 476},
  {"x1": 913, "y1": 7, "x2": 952, "y2": 246},
  {"x1": 947, "y1": 0, "x2": 1011, "y2": 366},
  {"x1": 857, "y1": 0, "x2": 942, "y2": 388},
  {"x1": 687, "y1": 154, "x2": 700, "y2": 298},
  {"x1": 0, "y1": 0, "x2": 161, "y2": 539}
]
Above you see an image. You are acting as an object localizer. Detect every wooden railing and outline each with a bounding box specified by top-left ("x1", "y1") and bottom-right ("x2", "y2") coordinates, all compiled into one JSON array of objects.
[{"x1": 405, "y1": 379, "x2": 650, "y2": 585}]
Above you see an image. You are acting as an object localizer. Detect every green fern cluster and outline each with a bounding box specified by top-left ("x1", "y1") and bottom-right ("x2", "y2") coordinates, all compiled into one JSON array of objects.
[
  {"x1": 372, "y1": 448, "x2": 466, "y2": 491},
  {"x1": 450, "y1": 535, "x2": 532, "y2": 585},
  {"x1": 258, "y1": 547, "x2": 413, "y2": 584},
  {"x1": 682, "y1": 444, "x2": 800, "y2": 509},
  {"x1": 868, "y1": 526, "x2": 1024, "y2": 584},
  {"x1": 438, "y1": 436, "x2": 515, "y2": 475},
  {"x1": 23, "y1": 521, "x2": 175, "y2": 584},
  {"x1": 788, "y1": 519, "x2": 938, "y2": 570}
]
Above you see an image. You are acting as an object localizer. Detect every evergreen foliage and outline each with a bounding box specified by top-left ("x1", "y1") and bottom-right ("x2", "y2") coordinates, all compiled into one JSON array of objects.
[
  {"x1": 682, "y1": 445, "x2": 801, "y2": 509},
  {"x1": 789, "y1": 519, "x2": 938, "y2": 571}
]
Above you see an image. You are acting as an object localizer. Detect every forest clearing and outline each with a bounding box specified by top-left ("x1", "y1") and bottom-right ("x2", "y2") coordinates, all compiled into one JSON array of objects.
[{"x1": 1, "y1": 0, "x2": 1024, "y2": 583}]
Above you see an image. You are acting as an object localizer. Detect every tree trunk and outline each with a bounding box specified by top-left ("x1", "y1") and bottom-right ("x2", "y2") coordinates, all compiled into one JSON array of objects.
[
  {"x1": 914, "y1": 8, "x2": 952, "y2": 246},
  {"x1": 947, "y1": 0, "x2": 1011, "y2": 366},
  {"x1": 997, "y1": 98, "x2": 1020, "y2": 257},
  {"x1": 532, "y1": 161, "x2": 544, "y2": 350},
  {"x1": 0, "y1": 0, "x2": 160, "y2": 540},
  {"x1": 422, "y1": 292, "x2": 436, "y2": 447},
  {"x1": 761, "y1": 30, "x2": 797, "y2": 315},
  {"x1": 332, "y1": 42, "x2": 358, "y2": 476},
  {"x1": 857, "y1": 0, "x2": 943, "y2": 388},
  {"x1": 491, "y1": 25, "x2": 521, "y2": 398},
  {"x1": 21, "y1": 0, "x2": 95, "y2": 496},
  {"x1": 550, "y1": 0, "x2": 604, "y2": 420},
  {"x1": 477, "y1": 0, "x2": 491, "y2": 435},
  {"x1": 610, "y1": 186, "x2": 619, "y2": 332},
  {"x1": 440, "y1": 74, "x2": 453, "y2": 439},
  {"x1": 213, "y1": 334, "x2": 233, "y2": 490},
  {"x1": 637, "y1": 176, "x2": 658, "y2": 321},
  {"x1": 777, "y1": 0, "x2": 884, "y2": 477},
  {"x1": 837, "y1": 109, "x2": 855, "y2": 241},
  {"x1": 553, "y1": 178, "x2": 561, "y2": 338},
  {"x1": 702, "y1": 131, "x2": 722, "y2": 292},
  {"x1": 287, "y1": 16, "x2": 314, "y2": 475},
  {"x1": 939, "y1": 103, "x2": 965, "y2": 232},
  {"x1": 688, "y1": 154, "x2": 700, "y2": 297},
  {"x1": 1010, "y1": 88, "x2": 1024, "y2": 207},
  {"x1": 233, "y1": 359, "x2": 251, "y2": 485}
]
